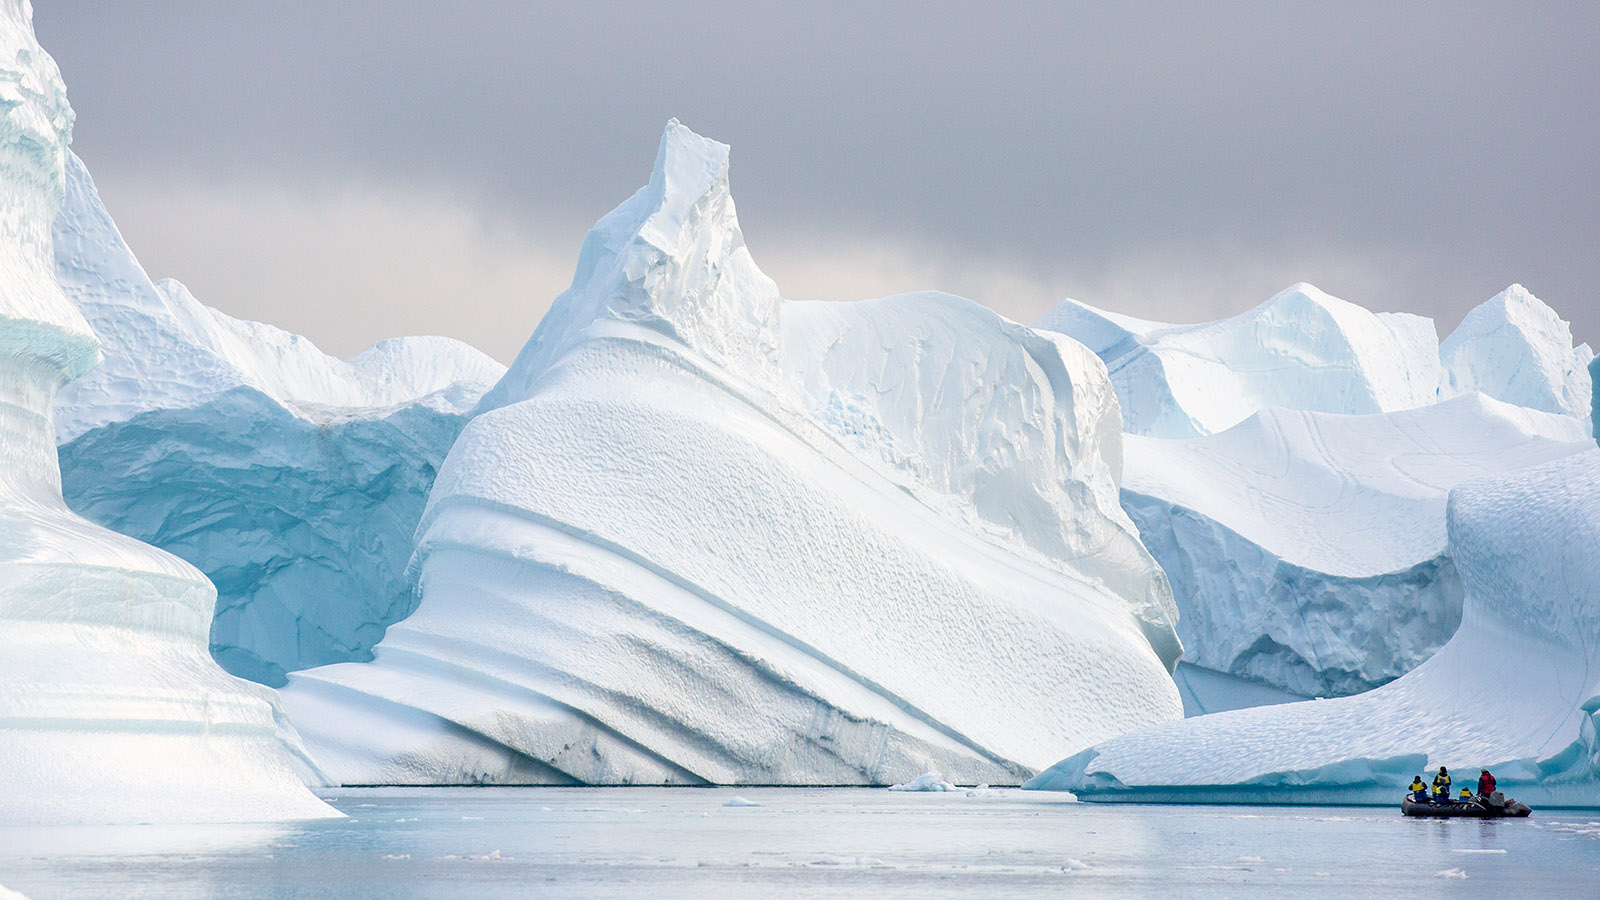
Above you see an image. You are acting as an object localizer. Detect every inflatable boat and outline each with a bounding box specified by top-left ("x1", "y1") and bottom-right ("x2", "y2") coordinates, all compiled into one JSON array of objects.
[{"x1": 1401, "y1": 792, "x2": 1531, "y2": 818}]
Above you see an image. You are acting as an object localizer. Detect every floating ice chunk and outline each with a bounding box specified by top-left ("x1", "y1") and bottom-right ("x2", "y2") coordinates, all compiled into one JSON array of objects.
[
  {"x1": 1435, "y1": 868, "x2": 1469, "y2": 879},
  {"x1": 889, "y1": 772, "x2": 958, "y2": 792},
  {"x1": 722, "y1": 796, "x2": 761, "y2": 807}
]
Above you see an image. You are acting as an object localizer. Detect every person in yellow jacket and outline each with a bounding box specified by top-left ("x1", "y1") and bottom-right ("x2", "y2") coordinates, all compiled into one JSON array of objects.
[
  {"x1": 1432, "y1": 766, "x2": 1452, "y2": 798},
  {"x1": 1458, "y1": 787, "x2": 1473, "y2": 800}
]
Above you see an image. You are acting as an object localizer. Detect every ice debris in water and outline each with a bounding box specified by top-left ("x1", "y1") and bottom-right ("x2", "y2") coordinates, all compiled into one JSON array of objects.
[
  {"x1": 722, "y1": 796, "x2": 761, "y2": 807},
  {"x1": 889, "y1": 772, "x2": 958, "y2": 792}
]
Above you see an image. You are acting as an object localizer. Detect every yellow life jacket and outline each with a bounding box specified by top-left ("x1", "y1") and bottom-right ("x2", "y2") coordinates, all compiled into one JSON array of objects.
[
  {"x1": 1410, "y1": 780, "x2": 1426, "y2": 791},
  {"x1": 1459, "y1": 788, "x2": 1472, "y2": 798}
]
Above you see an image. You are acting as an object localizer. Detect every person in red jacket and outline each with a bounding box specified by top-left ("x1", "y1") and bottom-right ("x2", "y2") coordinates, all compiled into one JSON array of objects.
[{"x1": 1478, "y1": 768, "x2": 1497, "y2": 798}]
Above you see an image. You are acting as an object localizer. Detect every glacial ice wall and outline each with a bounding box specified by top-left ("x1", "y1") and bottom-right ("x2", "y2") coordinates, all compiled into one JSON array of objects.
[
  {"x1": 0, "y1": 0, "x2": 334, "y2": 823},
  {"x1": 51, "y1": 156, "x2": 505, "y2": 685},
  {"x1": 1027, "y1": 449, "x2": 1600, "y2": 805},
  {"x1": 1125, "y1": 395, "x2": 1592, "y2": 698},
  {"x1": 283, "y1": 120, "x2": 1183, "y2": 787}
]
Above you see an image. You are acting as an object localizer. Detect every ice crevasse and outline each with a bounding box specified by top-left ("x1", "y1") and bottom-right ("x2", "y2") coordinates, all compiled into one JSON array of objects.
[
  {"x1": 0, "y1": 0, "x2": 335, "y2": 823},
  {"x1": 49, "y1": 153, "x2": 506, "y2": 686},
  {"x1": 282, "y1": 120, "x2": 1185, "y2": 786},
  {"x1": 1027, "y1": 448, "x2": 1600, "y2": 805}
]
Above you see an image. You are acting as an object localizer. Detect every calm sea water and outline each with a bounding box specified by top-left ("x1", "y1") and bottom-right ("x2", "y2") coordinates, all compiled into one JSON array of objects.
[{"x1": 3, "y1": 787, "x2": 1598, "y2": 899}]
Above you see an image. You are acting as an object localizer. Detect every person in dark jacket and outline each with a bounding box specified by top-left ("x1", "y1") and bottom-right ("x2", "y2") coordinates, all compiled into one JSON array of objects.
[
  {"x1": 1478, "y1": 768, "x2": 1496, "y2": 797},
  {"x1": 1432, "y1": 766, "x2": 1452, "y2": 798}
]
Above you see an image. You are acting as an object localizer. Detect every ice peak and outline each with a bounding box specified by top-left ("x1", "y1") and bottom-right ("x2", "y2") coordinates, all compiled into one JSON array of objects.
[
  {"x1": 482, "y1": 120, "x2": 779, "y2": 411},
  {"x1": 1442, "y1": 283, "x2": 1592, "y2": 419}
]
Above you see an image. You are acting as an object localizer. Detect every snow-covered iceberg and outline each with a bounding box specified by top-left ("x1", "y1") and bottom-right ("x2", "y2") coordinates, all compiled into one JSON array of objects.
[
  {"x1": 282, "y1": 120, "x2": 1184, "y2": 786},
  {"x1": 1125, "y1": 395, "x2": 1592, "y2": 700},
  {"x1": 0, "y1": 0, "x2": 335, "y2": 823},
  {"x1": 1035, "y1": 286, "x2": 1443, "y2": 439},
  {"x1": 1027, "y1": 449, "x2": 1600, "y2": 805},
  {"x1": 1441, "y1": 284, "x2": 1594, "y2": 421},
  {"x1": 51, "y1": 155, "x2": 505, "y2": 685}
]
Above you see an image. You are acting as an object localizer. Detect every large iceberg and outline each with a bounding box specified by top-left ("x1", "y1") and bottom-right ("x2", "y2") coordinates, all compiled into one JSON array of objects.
[
  {"x1": 1027, "y1": 449, "x2": 1600, "y2": 805},
  {"x1": 0, "y1": 0, "x2": 334, "y2": 823},
  {"x1": 1125, "y1": 395, "x2": 1592, "y2": 700},
  {"x1": 50, "y1": 155, "x2": 505, "y2": 685},
  {"x1": 282, "y1": 120, "x2": 1183, "y2": 786},
  {"x1": 1035, "y1": 286, "x2": 1443, "y2": 439}
]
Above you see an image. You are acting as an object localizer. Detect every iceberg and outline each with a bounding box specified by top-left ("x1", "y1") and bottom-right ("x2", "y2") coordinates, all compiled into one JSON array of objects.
[
  {"x1": 1035, "y1": 286, "x2": 1443, "y2": 439},
  {"x1": 51, "y1": 155, "x2": 505, "y2": 685},
  {"x1": 0, "y1": 0, "x2": 334, "y2": 823},
  {"x1": 1125, "y1": 394, "x2": 1592, "y2": 699},
  {"x1": 282, "y1": 120, "x2": 1183, "y2": 786},
  {"x1": 1026, "y1": 449, "x2": 1600, "y2": 805},
  {"x1": 1440, "y1": 283, "x2": 1594, "y2": 421}
]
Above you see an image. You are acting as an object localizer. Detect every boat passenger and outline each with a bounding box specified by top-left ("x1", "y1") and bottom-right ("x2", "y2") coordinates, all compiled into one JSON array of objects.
[
  {"x1": 1458, "y1": 788, "x2": 1473, "y2": 800},
  {"x1": 1408, "y1": 776, "x2": 1429, "y2": 801},
  {"x1": 1478, "y1": 768, "x2": 1496, "y2": 797},
  {"x1": 1432, "y1": 766, "x2": 1451, "y2": 798}
]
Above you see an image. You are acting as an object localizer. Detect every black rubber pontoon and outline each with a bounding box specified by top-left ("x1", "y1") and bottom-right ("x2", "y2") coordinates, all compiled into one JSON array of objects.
[{"x1": 1401, "y1": 793, "x2": 1531, "y2": 818}]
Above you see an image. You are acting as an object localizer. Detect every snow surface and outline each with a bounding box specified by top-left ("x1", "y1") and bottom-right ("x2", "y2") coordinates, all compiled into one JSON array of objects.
[
  {"x1": 1035, "y1": 287, "x2": 1443, "y2": 438},
  {"x1": 50, "y1": 154, "x2": 505, "y2": 685},
  {"x1": 1125, "y1": 394, "x2": 1593, "y2": 698},
  {"x1": 283, "y1": 120, "x2": 1183, "y2": 786},
  {"x1": 1027, "y1": 449, "x2": 1600, "y2": 805},
  {"x1": 1440, "y1": 284, "x2": 1594, "y2": 421},
  {"x1": 0, "y1": 0, "x2": 335, "y2": 824}
]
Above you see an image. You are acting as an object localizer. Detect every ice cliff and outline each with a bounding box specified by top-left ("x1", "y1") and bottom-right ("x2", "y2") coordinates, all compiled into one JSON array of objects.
[
  {"x1": 50, "y1": 155, "x2": 505, "y2": 685},
  {"x1": 282, "y1": 120, "x2": 1184, "y2": 786},
  {"x1": 1027, "y1": 449, "x2": 1600, "y2": 805},
  {"x1": 0, "y1": 0, "x2": 334, "y2": 823},
  {"x1": 1127, "y1": 396, "x2": 1591, "y2": 700}
]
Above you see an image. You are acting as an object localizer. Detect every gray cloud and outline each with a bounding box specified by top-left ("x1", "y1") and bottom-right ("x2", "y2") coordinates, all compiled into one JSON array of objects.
[{"x1": 37, "y1": 1, "x2": 1600, "y2": 361}]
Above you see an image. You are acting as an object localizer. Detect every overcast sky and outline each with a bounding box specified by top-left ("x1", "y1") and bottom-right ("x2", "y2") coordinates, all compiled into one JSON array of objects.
[{"x1": 36, "y1": 2, "x2": 1600, "y2": 362}]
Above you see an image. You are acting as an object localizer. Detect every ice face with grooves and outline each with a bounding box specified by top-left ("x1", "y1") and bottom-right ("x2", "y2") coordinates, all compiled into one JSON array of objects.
[
  {"x1": 50, "y1": 155, "x2": 506, "y2": 685},
  {"x1": 283, "y1": 120, "x2": 1183, "y2": 786},
  {"x1": 1027, "y1": 449, "x2": 1600, "y2": 805},
  {"x1": 1124, "y1": 394, "x2": 1593, "y2": 698},
  {"x1": 0, "y1": 0, "x2": 335, "y2": 823}
]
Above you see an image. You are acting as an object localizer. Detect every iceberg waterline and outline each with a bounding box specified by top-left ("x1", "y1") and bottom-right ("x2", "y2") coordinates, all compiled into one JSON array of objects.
[
  {"x1": 281, "y1": 120, "x2": 1185, "y2": 787},
  {"x1": 1027, "y1": 449, "x2": 1600, "y2": 804},
  {"x1": 0, "y1": 0, "x2": 335, "y2": 823}
]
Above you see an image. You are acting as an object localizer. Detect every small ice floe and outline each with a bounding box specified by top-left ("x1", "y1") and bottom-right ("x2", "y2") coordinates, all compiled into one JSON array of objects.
[
  {"x1": 888, "y1": 771, "x2": 957, "y2": 792},
  {"x1": 381, "y1": 854, "x2": 410, "y2": 860},
  {"x1": 460, "y1": 816, "x2": 484, "y2": 821},
  {"x1": 1237, "y1": 856, "x2": 1264, "y2": 864},
  {"x1": 443, "y1": 850, "x2": 506, "y2": 861},
  {"x1": 1061, "y1": 858, "x2": 1091, "y2": 871},
  {"x1": 965, "y1": 783, "x2": 1004, "y2": 797},
  {"x1": 723, "y1": 796, "x2": 761, "y2": 807},
  {"x1": 1434, "y1": 868, "x2": 1469, "y2": 879},
  {"x1": 1451, "y1": 849, "x2": 1507, "y2": 854}
]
